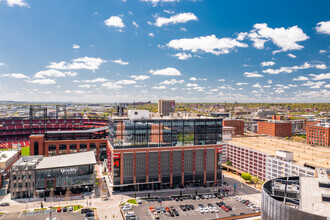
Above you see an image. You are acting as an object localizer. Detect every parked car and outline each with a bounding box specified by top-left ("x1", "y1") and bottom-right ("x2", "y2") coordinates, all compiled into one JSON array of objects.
[
  {"x1": 63, "y1": 207, "x2": 67, "y2": 212},
  {"x1": 149, "y1": 207, "x2": 156, "y2": 213},
  {"x1": 68, "y1": 206, "x2": 73, "y2": 211},
  {"x1": 85, "y1": 212, "x2": 94, "y2": 217},
  {"x1": 81, "y1": 208, "x2": 92, "y2": 214},
  {"x1": 189, "y1": 204, "x2": 195, "y2": 210},
  {"x1": 179, "y1": 205, "x2": 186, "y2": 211},
  {"x1": 57, "y1": 207, "x2": 61, "y2": 213},
  {"x1": 136, "y1": 197, "x2": 142, "y2": 204},
  {"x1": 165, "y1": 207, "x2": 170, "y2": 212},
  {"x1": 221, "y1": 206, "x2": 229, "y2": 212},
  {"x1": 198, "y1": 207, "x2": 204, "y2": 214},
  {"x1": 156, "y1": 207, "x2": 161, "y2": 213},
  {"x1": 169, "y1": 211, "x2": 175, "y2": 217},
  {"x1": 185, "y1": 205, "x2": 191, "y2": 211},
  {"x1": 203, "y1": 207, "x2": 209, "y2": 213},
  {"x1": 0, "y1": 203, "x2": 9, "y2": 206}
]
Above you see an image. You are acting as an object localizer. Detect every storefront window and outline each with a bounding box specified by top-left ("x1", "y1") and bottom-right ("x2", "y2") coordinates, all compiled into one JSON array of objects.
[
  {"x1": 59, "y1": 144, "x2": 67, "y2": 155},
  {"x1": 80, "y1": 144, "x2": 87, "y2": 152},
  {"x1": 48, "y1": 144, "x2": 56, "y2": 156},
  {"x1": 69, "y1": 144, "x2": 77, "y2": 153}
]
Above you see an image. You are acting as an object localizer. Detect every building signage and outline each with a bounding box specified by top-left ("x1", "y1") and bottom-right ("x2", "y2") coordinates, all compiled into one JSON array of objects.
[
  {"x1": 61, "y1": 167, "x2": 77, "y2": 175},
  {"x1": 114, "y1": 153, "x2": 121, "y2": 178}
]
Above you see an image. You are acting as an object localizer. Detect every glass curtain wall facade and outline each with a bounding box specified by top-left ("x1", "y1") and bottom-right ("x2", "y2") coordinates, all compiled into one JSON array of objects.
[
  {"x1": 109, "y1": 118, "x2": 222, "y2": 149},
  {"x1": 35, "y1": 165, "x2": 95, "y2": 196}
]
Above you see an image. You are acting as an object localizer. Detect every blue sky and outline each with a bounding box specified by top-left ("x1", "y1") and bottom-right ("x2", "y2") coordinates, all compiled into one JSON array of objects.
[{"x1": 0, "y1": 0, "x2": 329, "y2": 103}]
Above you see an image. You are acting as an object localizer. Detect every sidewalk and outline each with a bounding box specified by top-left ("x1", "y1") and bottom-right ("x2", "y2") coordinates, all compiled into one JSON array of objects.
[{"x1": 223, "y1": 170, "x2": 262, "y2": 191}]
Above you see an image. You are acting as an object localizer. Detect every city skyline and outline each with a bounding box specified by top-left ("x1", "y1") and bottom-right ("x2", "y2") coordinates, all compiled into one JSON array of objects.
[{"x1": 0, "y1": 0, "x2": 329, "y2": 103}]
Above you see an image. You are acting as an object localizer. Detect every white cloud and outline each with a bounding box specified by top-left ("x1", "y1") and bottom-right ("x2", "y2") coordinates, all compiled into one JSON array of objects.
[
  {"x1": 148, "y1": 33, "x2": 155, "y2": 37},
  {"x1": 167, "y1": 35, "x2": 248, "y2": 55},
  {"x1": 130, "y1": 75, "x2": 150, "y2": 80},
  {"x1": 116, "y1": 80, "x2": 136, "y2": 85},
  {"x1": 72, "y1": 44, "x2": 80, "y2": 49},
  {"x1": 302, "y1": 81, "x2": 326, "y2": 89},
  {"x1": 65, "y1": 90, "x2": 85, "y2": 94},
  {"x1": 244, "y1": 71, "x2": 263, "y2": 78},
  {"x1": 274, "y1": 89, "x2": 285, "y2": 94},
  {"x1": 252, "y1": 83, "x2": 262, "y2": 88},
  {"x1": 152, "y1": 86, "x2": 167, "y2": 90},
  {"x1": 189, "y1": 77, "x2": 197, "y2": 81},
  {"x1": 160, "y1": 79, "x2": 184, "y2": 85},
  {"x1": 261, "y1": 61, "x2": 275, "y2": 67},
  {"x1": 164, "y1": 9, "x2": 174, "y2": 14},
  {"x1": 236, "y1": 82, "x2": 248, "y2": 85},
  {"x1": 0, "y1": 63, "x2": 5, "y2": 66},
  {"x1": 47, "y1": 57, "x2": 107, "y2": 71},
  {"x1": 180, "y1": 27, "x2": 187, "y2": 32},
  {"x1": 262, "y1": 62, "x2": 326, "y2": 74},
  {"x1": 186, "y1": 83, "x2": 198, "y2": 87},
  {"x1": 293, "y1": 76, "x2": 309, "y2": 81},
  {"x1": 104, "y1": 16, "x2": 125, "y2": 29},
  {"x1": 153, "y1": 12, "x2": 198, "y2": 27},
  {"x1": 6, "y1": 0, "x2": 28, "y2": 7},
  {"x1": 287, "y1": 53, "x2": 296, "y2": 58},
  {"x1": 82, "y1": 78, "x2": 108, "y2": 83},
  {"x1": 267, "y1": 80, "x2": 272, "y2": 84},
  {"x1": 173, "y1": 52, "x2": 192, "y2": 60},
  {"x1": 319, "y1": 50, "x2": 327, "y2": 54},
  {"x1": 141, "y1": 0, "x2": 179, "y2": 7},
  {"x1": 288, "y1": 84, "x2": 298, "y2": 87},
  {"x1": 34, "y1": 69, "x2": 77, "y2": 78},
  {"x1": 78, "y1": 84, "x2": 92, "y2": 88},
  {"x1": 316, "y1": 21, "x2": 330, "y2": 35},
  {"x1": 101, "y1": 82, "x2": 122, "y2": 90},
  {"x1": 2, "y1": 73, "x2": 29, "y2": 79},
  {"x1": 27, "y1": 79, "x2": 56, "y2": 85},
  {"x1": 325, "y1": 84, "x2": 330, "y2": 88},
  {"x1": 218, "y1": 79, "x2": 225, "y2": 82},
  {"x1": 149, "y1": 67, "x2": 181, "y2": 76},
  {"x1": 309, "y1": 73, "x2": 330, "y2": 80},
  {"x1": 111, "y1": 59, "x2": 129, "y2": 65},
  {"x1": 248, "y1": 23, "x2": 309, "y2": 53},
  {"x1": 315, "y1": 64, "x2": 326, "y2": 69},
  {"x1": 132, "y1": 21, "x2": 139, "y2": 28}
]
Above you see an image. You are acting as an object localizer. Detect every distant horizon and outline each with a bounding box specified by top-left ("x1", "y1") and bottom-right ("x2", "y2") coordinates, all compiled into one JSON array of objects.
[{"x1": 0, "y1": 100, "x2": 329, "y2": 105}]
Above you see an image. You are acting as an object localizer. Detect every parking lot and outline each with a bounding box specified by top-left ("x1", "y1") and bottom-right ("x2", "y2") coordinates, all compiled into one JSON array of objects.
[{"x1": 133, "y1": 194, "x2": 256, "y2": 220}]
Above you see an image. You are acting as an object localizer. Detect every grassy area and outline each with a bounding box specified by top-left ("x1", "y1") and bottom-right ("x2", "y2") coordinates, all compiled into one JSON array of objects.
[
  {"x1": 127, "y1": 199, "x2": 137, "y2": 205},
  {"x1": 22, "y1": 210, "x2": 28, "y2": 212},
  {"x1": 73, "y1": 205, "x2": 82, "y2": 211},
  {"x1": 21, "y1": 146, "x2": 30, "y2": 156},
  {"x1": 34, "y1": 208, "x2": 47, "y2": 211}
]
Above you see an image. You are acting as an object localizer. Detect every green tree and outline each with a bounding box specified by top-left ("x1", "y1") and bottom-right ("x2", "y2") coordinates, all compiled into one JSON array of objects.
[
  {"x1": 226, "y1": 160, "x2": 232, "y2": 166},
  {"x1": 250, "y1": 176, "x2": 259, "y2": 184},
  {"x1": 241, "y1": 173, "x2": 252, "y2": 181}
]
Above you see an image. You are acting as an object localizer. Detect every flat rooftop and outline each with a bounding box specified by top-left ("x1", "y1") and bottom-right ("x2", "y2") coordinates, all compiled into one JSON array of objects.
[
  {"x1": 227, "y1": 136, "x2": 330, "y2": 169},
  {"x1": 0, "y1": 150, "x2": 19, "y2": 163},
  {"x1": 300, "y1": 169, "x2": 330, "y2": 219},
  {"x1": 35, "y1": 151, "x2": 96, "y2": 170}
]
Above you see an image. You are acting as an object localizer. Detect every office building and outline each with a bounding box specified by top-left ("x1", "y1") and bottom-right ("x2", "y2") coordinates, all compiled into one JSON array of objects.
[
  {"x1": 257, "y1": 121, "x2": 292, "y2": 138},
  {"x1": 29, "y1": 128, "x2": 108, "y2": 161},
  {"x1": 10, "y1": 152, "x2": 96, "y2": 199},
  {"x1": 158, "y1": 99, "x2": 175, "y2": 116},
  {"x1": 223, "y1": 119, "x2": 245, "y2": 136},
  {"x1": 108, "y1": 116, "x2": 223, "y2": 191},
  {"x1": 35, "y1": 151, "x2": 96, "y2": 196},
  {"x1": 10, "y1": 156, "x2": 43, "y2": 199},
  {"x1": 306, "y1": 122, "x2": 330, "y2": 147}
]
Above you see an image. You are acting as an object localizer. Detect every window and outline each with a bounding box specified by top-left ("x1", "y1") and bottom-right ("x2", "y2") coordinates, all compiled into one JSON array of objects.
[
  {"x1": 18, "y1": 183, "x2": 22, "y2": 188},
  {"x1": 13, "y1": 175, "x2": 16, "y2": 180},
  {"x1": 14, "y1": 183, "x2": 16, "y2": 188},
  {"x1": 22, "y1": 175, "x2": 26, "y2": 180},
  {"x1": 25, "y1": 182, "x2": 28, "y2": 188}
]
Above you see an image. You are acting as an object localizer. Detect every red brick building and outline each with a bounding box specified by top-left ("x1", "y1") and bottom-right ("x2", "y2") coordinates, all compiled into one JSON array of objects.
[
  {"x1": 223, "y1": 120, "x2": 245, "y2": 136},
  {"x1": 306, "y1": 123, "x2": 330, "y2": 147},
  {"x1": 257, "y1": 121, "x2": 292, "y2": 138}
]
